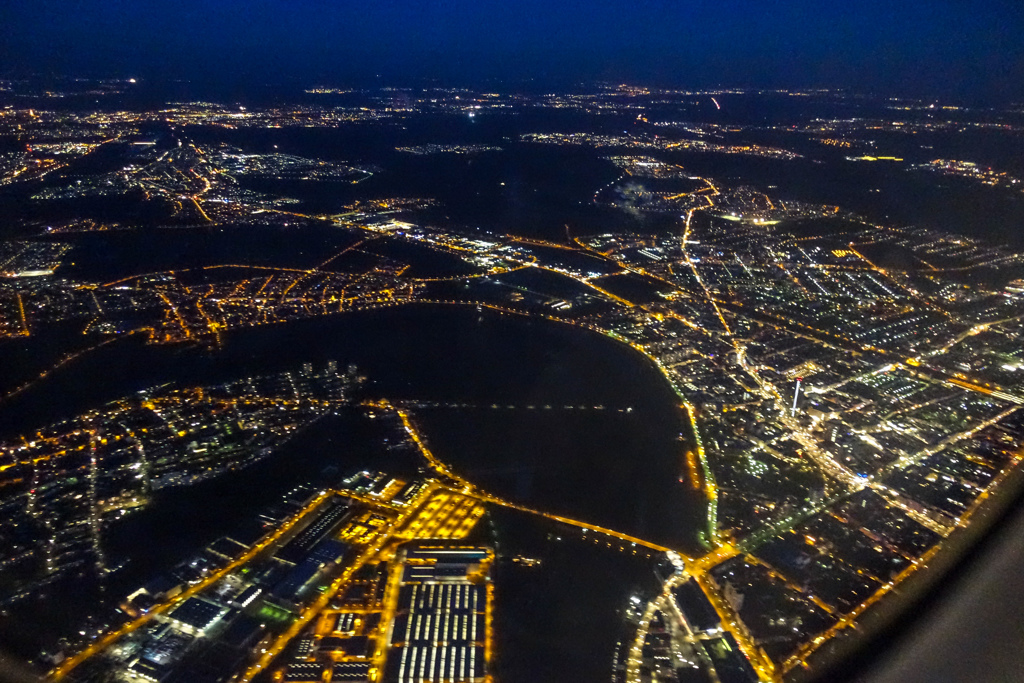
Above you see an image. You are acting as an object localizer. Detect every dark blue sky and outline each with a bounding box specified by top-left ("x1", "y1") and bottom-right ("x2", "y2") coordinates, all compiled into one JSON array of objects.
[{"x1": 2, "y1": 0, "x2": 1023, "y2": 98}]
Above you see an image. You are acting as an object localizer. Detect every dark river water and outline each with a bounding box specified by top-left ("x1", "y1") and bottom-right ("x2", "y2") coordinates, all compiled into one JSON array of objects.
[
  {"x1": 0, "y1": 304, "x2": 706, "y2": 660},
  {"x1": 2, "y1": 91, "x2": 1021, "y2": 679}
]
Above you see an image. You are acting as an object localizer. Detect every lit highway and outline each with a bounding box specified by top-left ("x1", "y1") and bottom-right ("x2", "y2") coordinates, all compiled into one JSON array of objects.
[
  {"x1": 50, "y1": 490, "x2": 337, "y2": 680},
  {"x1": 3, "y1": 90, "x2": 1024, "y2": 683}
]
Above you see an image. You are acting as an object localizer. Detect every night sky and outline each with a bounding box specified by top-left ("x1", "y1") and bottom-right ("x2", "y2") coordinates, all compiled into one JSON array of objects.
[{"x1": 2, "y1": 0, "x2": 1023, "y2": 98}]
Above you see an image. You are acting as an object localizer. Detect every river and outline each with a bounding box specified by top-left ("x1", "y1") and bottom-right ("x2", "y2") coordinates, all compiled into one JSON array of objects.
[{"x1": 0, "y1": 304, "x2": 706, "y2": 659}]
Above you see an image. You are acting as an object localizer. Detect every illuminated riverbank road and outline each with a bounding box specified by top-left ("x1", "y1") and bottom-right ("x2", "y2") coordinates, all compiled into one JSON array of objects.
[
  {"x1": 390, "y1": 404, "x2": 476, "y2": 490},
  {"x1": 388, "y1": 400, "x2": 681, "y2": 555},
  {"x1": 390, "y1": 390, "x2": 718, "y2": 559},
  {"x1": 403, "y1": 262, "x2": 531, "y2": 283},
  {"x1": 402, "y1": 404, "x2": 676, "y2": 553},
  {"x1": 417, "y1": 285, "x2": 721, "y2": 545},
  {"x1": 48, "y1": 490, "x2": 337, "y2": 681},
  {"x1": 103, "y1": 263, "x2": 314, "y2": 288}
]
